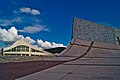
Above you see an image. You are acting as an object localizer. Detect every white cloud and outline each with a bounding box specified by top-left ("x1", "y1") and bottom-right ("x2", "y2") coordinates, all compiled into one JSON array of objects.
[
  {"x1": 0, "y1": 27, "x2": 35, "y2": 44},
  {"x1": 0, "y1": 17, "x2": 22, "y2": 27},
  {"x1": 0, "y1": 27, "x2": 66, "y2": 49},
  {"x1": 20, "y1": 7, "x2": 40, "y2": 15},
  {"x1": 0, "y1": 28, "x2": 17, "y2": 42},
  {"x1": 19, "y1": 24, "x2": 50, "y2": 34},
  {"x1": 0, "y1": 19, "x2": 12, "y2": 26},
  {"x1": 8, "y1": 27, "x2": 18, "y2": 35},
  {"x1": 22, "y1": 37, "x2": 35, "y2": 44},
  {"x1": 31, "y1": 10, "x2": 40, "y2": 15},
  {"x1": 37, "y1": 39, "x2": 66, "y2": 49},
  {"x1": 20, "y1": 7, "x2": 31, "y2": 13}
]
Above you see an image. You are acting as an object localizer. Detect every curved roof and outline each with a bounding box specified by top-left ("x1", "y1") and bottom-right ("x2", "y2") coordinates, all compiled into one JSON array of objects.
[{"x1": 4, "y1": 39, "x2": 45, "y2": 53}]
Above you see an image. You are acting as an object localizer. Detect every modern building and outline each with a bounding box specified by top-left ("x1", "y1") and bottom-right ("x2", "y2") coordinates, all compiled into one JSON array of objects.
[{"x1": 3, "y1": 39, "x2": 54, "y2": 56}]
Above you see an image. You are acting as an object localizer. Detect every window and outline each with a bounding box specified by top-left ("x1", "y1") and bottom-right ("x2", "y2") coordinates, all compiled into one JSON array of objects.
[{"x1": 4, "y1": 45, "x2": 29, "y2": 52}]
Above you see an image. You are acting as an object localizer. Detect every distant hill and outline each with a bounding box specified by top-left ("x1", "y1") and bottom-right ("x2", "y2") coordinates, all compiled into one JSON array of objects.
[{"x1": 44, "y1": 47, "x2": 66, "y2": 54}]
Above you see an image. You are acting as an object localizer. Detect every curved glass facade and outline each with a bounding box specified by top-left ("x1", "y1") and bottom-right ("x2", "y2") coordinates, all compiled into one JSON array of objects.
[{"x1": 4, "y1": 45, "x2": 29, "y2": 52}]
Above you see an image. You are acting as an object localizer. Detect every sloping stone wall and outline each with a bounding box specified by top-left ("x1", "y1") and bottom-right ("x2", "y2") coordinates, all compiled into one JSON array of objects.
[{"x1": 72, "y1": 17, "x2": 116, "y2": 44}]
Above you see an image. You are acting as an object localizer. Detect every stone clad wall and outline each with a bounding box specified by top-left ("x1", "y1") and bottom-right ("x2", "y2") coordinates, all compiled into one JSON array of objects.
[
  {"x1": 115, "y1": 28, "x2": 120, "y2": 37},
  {"x1": 115, "y1": 28, "x2": 120, "y2": 45},
  {"x1": 72, "y1": 17, "x2": 116, "y2": 44}
]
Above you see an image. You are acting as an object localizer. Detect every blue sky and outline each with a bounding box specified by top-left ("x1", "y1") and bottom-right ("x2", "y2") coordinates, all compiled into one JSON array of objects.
[{"x1": 0, "y1": 0, "x2": 120, "y2": 48}]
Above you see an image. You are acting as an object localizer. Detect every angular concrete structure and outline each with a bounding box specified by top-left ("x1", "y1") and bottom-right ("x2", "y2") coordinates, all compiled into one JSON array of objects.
[{"x1": 16, "y1": 18, "x2": 120, "y2": 80}]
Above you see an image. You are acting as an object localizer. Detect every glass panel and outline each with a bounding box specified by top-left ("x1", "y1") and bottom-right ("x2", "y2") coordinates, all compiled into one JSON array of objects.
[{"x1": 4, "y1": 45, "x2": 29, "y2": 52}]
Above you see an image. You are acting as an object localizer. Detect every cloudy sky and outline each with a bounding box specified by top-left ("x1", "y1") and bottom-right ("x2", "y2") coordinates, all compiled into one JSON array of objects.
[{"x1": 0, "y1": 0, "x2": 120, "y2": 48}]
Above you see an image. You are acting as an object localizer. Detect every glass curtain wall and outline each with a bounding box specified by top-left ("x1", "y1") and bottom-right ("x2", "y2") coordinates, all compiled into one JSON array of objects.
[{"x1": 4, "y1": 45, "x2": 29, "y2": 52}]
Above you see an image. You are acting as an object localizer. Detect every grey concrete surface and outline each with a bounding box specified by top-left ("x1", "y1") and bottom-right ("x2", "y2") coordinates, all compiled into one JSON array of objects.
[{"x1": 16, "y1": 42, "x2": 120, "y2": 80}]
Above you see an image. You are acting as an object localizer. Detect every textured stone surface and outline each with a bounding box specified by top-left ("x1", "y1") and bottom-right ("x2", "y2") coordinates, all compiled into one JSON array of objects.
[
  {"x1": 115, "y1": 28, "x2": 120, "y2": 37},
  {"x1": 72, "y1": 17, "x2": 116, "y2": 44}
]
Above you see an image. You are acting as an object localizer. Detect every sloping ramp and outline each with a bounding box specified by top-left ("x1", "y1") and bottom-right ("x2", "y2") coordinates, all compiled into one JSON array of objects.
[
  {"x1": 17, "y1": 39, "x2": 120, "y2": 80},
  {"x1": 42, "y1": 38, "x2": 93, "y2": 61},
  {"x1": 62, "y1": 42, "x2": 120, "y2": 80}
]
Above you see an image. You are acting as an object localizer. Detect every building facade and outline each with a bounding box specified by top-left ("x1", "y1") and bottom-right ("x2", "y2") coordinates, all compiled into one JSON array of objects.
[{"x1": 3, "y1": 40, "x2": 53, "y2": 56}]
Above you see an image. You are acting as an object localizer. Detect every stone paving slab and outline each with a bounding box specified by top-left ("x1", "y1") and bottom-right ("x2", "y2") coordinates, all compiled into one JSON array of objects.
[
  {"x1": 60, "y1": 38, "x2": 91, "y2": 57},
  {"x1": 61, "y1": 73, "x2": 120, "y2": 80},
  {"x1": 93, "y1": 42, "x2": 120, "y2": 49},
  {"x1": 42, "y1": 56, "x2": 76, "y2": 61},
  {"x1": 16, "y1": 71, "x2": 67, "y2": 80},
  {"x1": 72, "y1": 66, "x2": 120, "y2": 75},
  {"x1": 74, "y1": 39, "x2": 91, "y2": 46},
  {"x1": 64, "y1": 57, "x2": 120, "y2": 65},
  {"x1": 85, "y1": 48, "x2": 120, "y2": 57},
  {"x1": 62, "y1": 45, "x2": 88, "y2": 56},
  {"x1": 42, "y1": 65, "x2": 80, "y2": 73}
]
